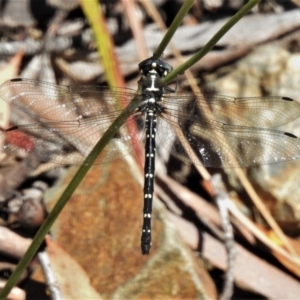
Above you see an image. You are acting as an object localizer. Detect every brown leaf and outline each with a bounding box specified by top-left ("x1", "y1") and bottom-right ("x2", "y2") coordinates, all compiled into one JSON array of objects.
[{"x1": 46, "y1": 236, "x2": 102, "y2": 300}]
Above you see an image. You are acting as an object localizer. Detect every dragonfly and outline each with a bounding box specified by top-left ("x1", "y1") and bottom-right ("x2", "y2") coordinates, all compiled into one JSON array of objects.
[{"x1": 1, "y1": 57, "x2": 300, "y2": 254}]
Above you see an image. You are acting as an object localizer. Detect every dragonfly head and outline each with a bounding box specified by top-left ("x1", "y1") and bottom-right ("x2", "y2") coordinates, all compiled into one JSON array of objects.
[{"x1": 138, "y1": 57, "x2": 173, "y2": 78}]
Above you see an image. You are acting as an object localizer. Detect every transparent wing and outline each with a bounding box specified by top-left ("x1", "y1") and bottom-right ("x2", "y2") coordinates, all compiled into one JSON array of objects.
[
  {"x1": 2, "y1": 79, "x2": 300, "y2": 168},
  {"x1": 163, "y1": 93, "x2": 300, "y2": 128},
  {"x1": 0, "y1": 79, "x2": 144, "y2": 165},
  {"x1": 157, "y1": 93, "x2": 300, "y2": 167},
  {"x1": 0, "y1": 79, "x2": 138, "y2": 122}
]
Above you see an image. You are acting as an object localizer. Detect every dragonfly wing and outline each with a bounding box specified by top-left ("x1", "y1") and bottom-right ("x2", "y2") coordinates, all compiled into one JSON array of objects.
[
  {"x1": 164, "y1": 93, "x2": 300, "y2": 128},
  {"x1": 158, "y1": 114, "x2": 300, "y2": 167},
  {"x1": 0, "y1": 79, "x2": 144, "y2": 165},
  {"x1": 0, "y1": 79, "x2": 137, "y2": 123},
  {"x1": 0, "y1": 113, "x2": 145, "y2": 165}
]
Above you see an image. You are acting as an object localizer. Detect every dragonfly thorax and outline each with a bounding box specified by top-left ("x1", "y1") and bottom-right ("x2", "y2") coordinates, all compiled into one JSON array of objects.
[{"x1": 138, "y1": 57, "x2": 173, "y2": 109}]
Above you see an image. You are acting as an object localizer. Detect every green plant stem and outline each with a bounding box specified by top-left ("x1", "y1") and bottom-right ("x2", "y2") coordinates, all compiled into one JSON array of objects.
[
  {"x1": 0, "y1": 96, "x2": 140, "y2": 300},
  {"x1": 153, "y1": 0, "x2": 195, "y2": 59},
  {"x1": 162, "y1": 0, "x2": 261, "y2": 85}
]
